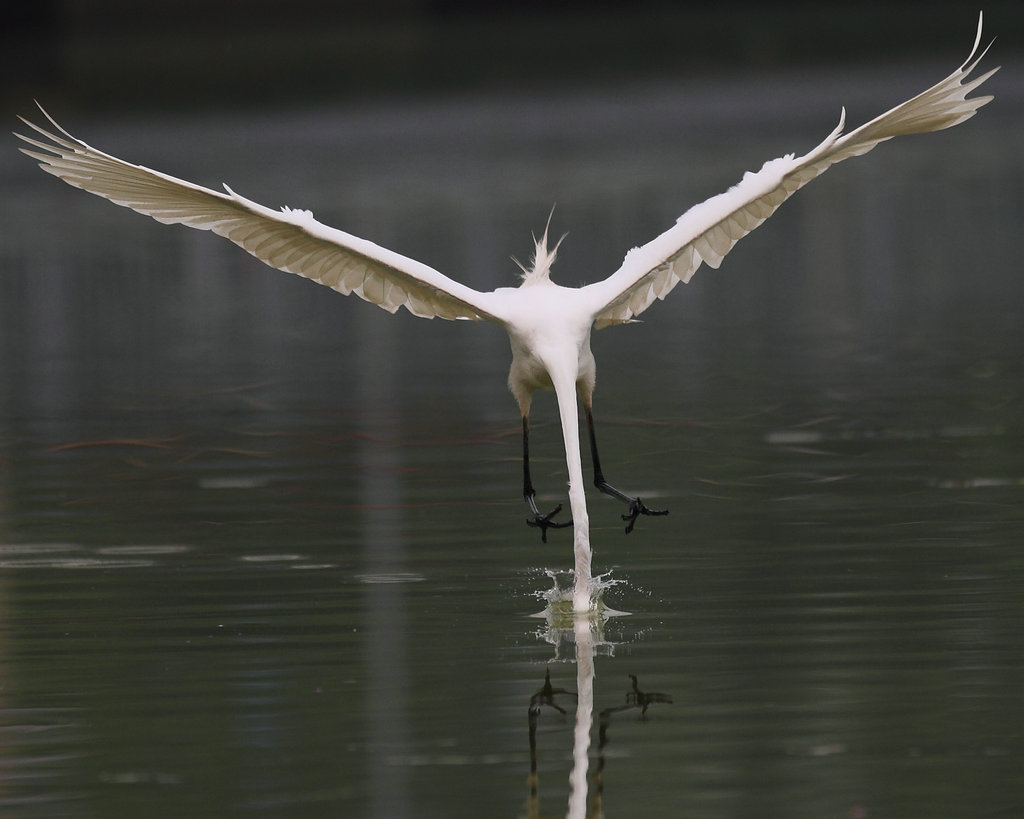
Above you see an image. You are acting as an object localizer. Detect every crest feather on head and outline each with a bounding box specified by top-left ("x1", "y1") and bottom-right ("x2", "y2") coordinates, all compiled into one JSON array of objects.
[{"x1": 513, "y1": 207, "x2": 566, "y2": 283}]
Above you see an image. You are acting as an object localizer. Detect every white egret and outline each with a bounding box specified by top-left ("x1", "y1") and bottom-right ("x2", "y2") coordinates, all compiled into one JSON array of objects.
[{"x1": 16, "y1": 16, "x2": 996, "y2": 612}]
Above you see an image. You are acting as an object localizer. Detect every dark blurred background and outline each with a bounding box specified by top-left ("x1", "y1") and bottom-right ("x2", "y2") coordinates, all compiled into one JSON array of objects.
[{"x1": 4, "y1": 1, "x2": 1023, "y2": 113}]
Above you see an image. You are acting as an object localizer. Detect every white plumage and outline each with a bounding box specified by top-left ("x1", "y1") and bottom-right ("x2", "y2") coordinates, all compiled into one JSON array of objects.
[{"x1": 16, "y1": 15, "x2": 996, "y2": 611}]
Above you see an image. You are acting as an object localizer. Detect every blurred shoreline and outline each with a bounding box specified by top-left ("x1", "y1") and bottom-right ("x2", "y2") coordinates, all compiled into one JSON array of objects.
[{"x1": 4, "y1": 2, "x2": 1023, "y2": 115}]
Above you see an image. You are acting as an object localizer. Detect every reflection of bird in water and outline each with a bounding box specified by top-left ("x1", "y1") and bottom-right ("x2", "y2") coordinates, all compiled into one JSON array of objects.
[
  {"x1": 17, "y1": 17, "x2": 995, "y2": 610},
  {"x1": 527, "y1": 666, "x2": 674, "y2": 817},
  {"x1": 625, "y1": 674, "x2": 673, "y2": 718},
  {"x1": 591, "y1": 674, "x2": 674, "y2": 815},
  {"x1": 527, "y1": 668, "x2": 579, "y2": 818},
  {"x1": 529, "y1": 668, "x2": 578, "y2": 715},
  {"x1": 597, "y1": 674, "x2": 674, "y2": 735}
]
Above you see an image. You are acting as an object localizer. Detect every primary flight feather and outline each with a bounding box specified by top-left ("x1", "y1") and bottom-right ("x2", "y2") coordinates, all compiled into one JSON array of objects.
[{"x1": 16, "y1": 15, "x2": 996, "y2": 610}]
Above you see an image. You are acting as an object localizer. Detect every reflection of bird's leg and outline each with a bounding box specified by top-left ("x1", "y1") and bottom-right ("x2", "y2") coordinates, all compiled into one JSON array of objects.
[
  {"x1": 529, "y1": 668, "x2": 577, "y2": 715},
  {"x1": 527, "y1": 669, "x2": 576, "y2": 815},
  {"x1": 522, "y1": 416, "x2": 572, "y2": 541},
  {"x1": 584, "y1": 407, "x2": 668, "y2": 533},
  {"x1": 627, "y1": 674, "x2": 673, "y2": 718}
]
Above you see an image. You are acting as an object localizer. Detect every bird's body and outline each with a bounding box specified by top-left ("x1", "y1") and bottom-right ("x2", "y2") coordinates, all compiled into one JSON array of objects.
[
  {"x1": 502, "y1": 270, "x2": 602, "y2": 595},
  {"x1": 16, "y1": 16, "x2": 996, "y2": 611}
]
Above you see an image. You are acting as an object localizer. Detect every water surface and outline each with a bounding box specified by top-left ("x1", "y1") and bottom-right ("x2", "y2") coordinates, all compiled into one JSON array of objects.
[{"x1": 1, "y1": 61, "x2": 1023, "y2": 818}]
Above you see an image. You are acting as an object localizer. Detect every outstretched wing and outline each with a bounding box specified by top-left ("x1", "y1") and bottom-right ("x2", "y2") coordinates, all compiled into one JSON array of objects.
[
  {"x1": 585, "y1": 14, "x2": 997, "y2": 330},
  {"x1": 16, "y1": 107, "x2": 501, "y2": 323}
]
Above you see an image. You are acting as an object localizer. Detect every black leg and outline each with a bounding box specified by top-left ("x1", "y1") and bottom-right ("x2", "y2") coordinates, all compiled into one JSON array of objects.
[
  {"x1": 585, "y1": 407, "x2": 668, "y2": 534},
  {"x1": 522, "y1": 416, "x2": 571, "y2": 542}
]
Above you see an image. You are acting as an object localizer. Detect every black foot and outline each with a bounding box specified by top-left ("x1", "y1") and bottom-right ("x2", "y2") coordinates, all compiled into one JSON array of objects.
[
  {"x1": 620, "y1": 497, "x2": 668, "y2": 534},
  {"x1": 526, "y1": 502, "x2": 572, "y2": 543},
  {"x1": 595, "y1": 478, "x2": 668, "y2": 534}
]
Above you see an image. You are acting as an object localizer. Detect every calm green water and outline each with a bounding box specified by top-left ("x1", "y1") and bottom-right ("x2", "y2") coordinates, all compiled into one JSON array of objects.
[{"x1": 1, "y1": 61, "x2": 1023, "y2": 818}]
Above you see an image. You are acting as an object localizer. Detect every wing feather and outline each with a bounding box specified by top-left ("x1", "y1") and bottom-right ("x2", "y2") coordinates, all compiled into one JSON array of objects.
[
  {"x1": 586, "y1": 14, "x2": 996, "y2": 329},
  {"x1": 16, "y1": 107, "x2": 501, "y2": 323}
]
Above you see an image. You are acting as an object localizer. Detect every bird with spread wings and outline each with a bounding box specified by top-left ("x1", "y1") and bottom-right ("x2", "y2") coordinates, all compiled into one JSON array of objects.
[{"x1": 16, "y1": 16, "x2": 996, "y2": 585}]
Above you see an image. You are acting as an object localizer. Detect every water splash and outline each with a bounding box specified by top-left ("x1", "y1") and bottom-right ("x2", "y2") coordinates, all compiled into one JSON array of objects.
[
  {"x1": 532, "y1": 569, "x2": 629, "y2": 619},
  {"x1": 529, "y1": 570, "x2": 629, "y2": 661}
]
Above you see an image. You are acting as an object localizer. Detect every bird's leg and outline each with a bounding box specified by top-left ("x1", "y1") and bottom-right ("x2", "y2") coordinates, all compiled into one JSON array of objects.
[
  {"x1": 585, "y1": 407, "x2": 668, "y2": 533},
  {"x1": 522, "y1": 416, "x2": 571, "y2": 542}
]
